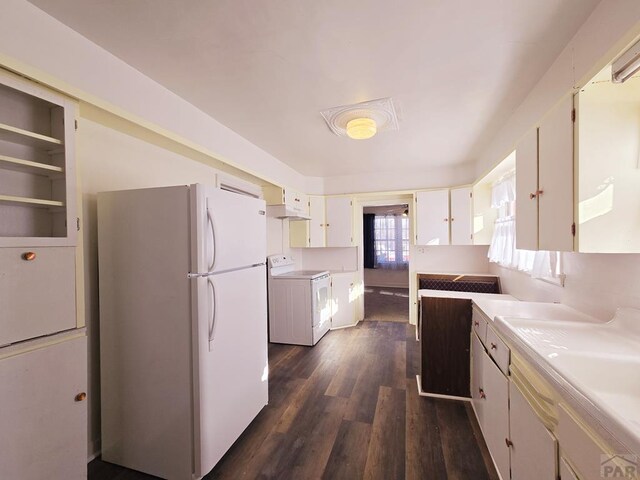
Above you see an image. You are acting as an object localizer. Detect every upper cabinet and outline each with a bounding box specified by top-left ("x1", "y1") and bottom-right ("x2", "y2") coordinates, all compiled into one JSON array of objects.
[
  {"x1": 290, "y1": 195, "x2": 326, "y2": 248},
  {"x1": 263, "y1": 184, "x2": 309, "y2": 216},
  {"x1": 416, "y1": 187, "x2": 471, "y2": 246},
  {"x1": 516, "y1": 95, "x2": 574, "y2": 252},
  {"x1": 325, "y1": 196, "x2": 353, "y2": 247},
  {"x1": 290, "y1": 195, "x2": 353, "y2": 248},
  {"x1": 0, "y1": 70, "x2": 77, "y2": 247},
  {"x1": 575, "y1": 63, "x2": 640, "y2": 253}
]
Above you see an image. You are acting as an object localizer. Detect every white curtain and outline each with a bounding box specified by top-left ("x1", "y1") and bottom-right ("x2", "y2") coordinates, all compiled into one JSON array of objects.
[
  {"x1": 487, "y1": 174, "x2": 557, "y2": 278},
  {"x1": 491, "y1": 171, "x2": 516, "y2": 208}
]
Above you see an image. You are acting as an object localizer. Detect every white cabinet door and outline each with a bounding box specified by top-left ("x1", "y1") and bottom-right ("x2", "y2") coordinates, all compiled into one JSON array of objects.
[
  {"x1": 471, "y1": 332, "x2": 485, "y2": 427},
  {"x1": 309, "y1": 195, "x2": 326, "y2": 247},
  {"x1": 284, "y1": 188, "x2": 308, "y2": 214},
  {"x1": 538, "y1": 95, "x2": 574, "y2": 252},
  {"x1": 416, "y1": 190, "x2": 450, "y2": 245},
  {"x1": 0, "y1": 246, "x2": 76, "y2": 346},
  {"x1": 516, "y1": 128, "x2": 539, "y2": 251},
  {"x1": 509, "y1": 380, "x2": 558, "y2": 480},
  {"x1": 325, "y1": 197, "x2": 353, "y2": 247},
  {"x1": 450, "y1": 187, "x2": 472, "y2": 245},
  {"x1": 482, "y1": 351, "x2": 510, "y2": 480},
  {"x1": 0, "y1": 336, "x2": 87, "y2": 480},
  {"x1": 331, "y1": 273, "x2": 356, "y2": 328}
]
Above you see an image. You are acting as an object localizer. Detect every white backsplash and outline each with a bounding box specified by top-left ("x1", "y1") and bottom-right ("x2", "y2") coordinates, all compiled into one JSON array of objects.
[{"x1": 491, "y1": 252, "x2": 640, "y2": 321}]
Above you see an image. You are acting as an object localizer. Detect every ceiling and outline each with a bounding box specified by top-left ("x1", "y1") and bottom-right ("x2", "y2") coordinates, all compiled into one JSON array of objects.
[{"x1": 28, "y1": 0, "x2": 600, "y2": 178}]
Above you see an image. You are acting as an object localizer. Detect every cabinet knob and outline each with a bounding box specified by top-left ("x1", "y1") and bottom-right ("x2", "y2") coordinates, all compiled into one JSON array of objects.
[
  {"x1": 530, "y1": 189, "x2": 544, "y2": 200},
  {"x1": 326, "y1": 223, "x2": 330, "y2": 227},
  {"x1": 444, "y1": 218, "x2": 449, "y2": 222},
  {"x1": 479, "y1": 388, "x2": 486, "y2": 399},
  {"x1": 22, "y1": 252, "x2": 36, "y2": 261},
  {"x1": 474, "y1": 321, "x2": 479, "y2": 327},
  {"x1": 505, "y1": 438, "x2": 513, "y2": 448},
  {"x1": 451, "y1": 217, "x2": 455, "y2": 221},
  {"x1": 75, "y1": 392, "x2": 87, "y2": 402},
  {"x1": 490, "y1": 342, "x2": 497, "y2": 350}
]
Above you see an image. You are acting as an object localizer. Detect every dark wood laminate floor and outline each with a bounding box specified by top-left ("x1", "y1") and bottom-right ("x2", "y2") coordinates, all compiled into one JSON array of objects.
[{"x1": 89, "y1": 322, "x2": 498, "y2": 480}]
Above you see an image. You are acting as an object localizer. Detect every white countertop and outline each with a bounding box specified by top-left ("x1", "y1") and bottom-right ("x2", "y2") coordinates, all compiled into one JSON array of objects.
[
  {"x1": 472, "y1": 298, "x2": 600, "y2": 325},
  {"x1": 491, "y1": 308, "x2": 639, "y2": 456},
  {"x1": 418, "y1": 289, "x2": 516, "y2": 302}
]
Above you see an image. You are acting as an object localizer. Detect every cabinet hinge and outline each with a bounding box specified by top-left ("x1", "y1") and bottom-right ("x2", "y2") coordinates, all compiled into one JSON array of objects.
[
  {"x1": 74, "y1": 119, "x2": 78, "y2": 130},
  {"x1": 350, "y1": 201, "x2": 353, "y2": 206},
  {"x1": 571, "y1": 108, "x2": 576, "y2": 123},
  {"x1": 571, "y1": 222, "x2": 576, "y2": 236},
  {"x1": 77, "y1": 217, "x2": 81, "y2": 231},
  {"x1": 469, "y1": 191, "x2": 473, "y2": 198}
]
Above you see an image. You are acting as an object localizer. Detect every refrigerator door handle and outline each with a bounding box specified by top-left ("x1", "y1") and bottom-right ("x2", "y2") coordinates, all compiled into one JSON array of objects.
[
  {"x1": 207, "y1": 277, "x2": 217, "y2": 349},
  {"x1": 206, "y1": 203, "x2": 217, "y2": 272}
]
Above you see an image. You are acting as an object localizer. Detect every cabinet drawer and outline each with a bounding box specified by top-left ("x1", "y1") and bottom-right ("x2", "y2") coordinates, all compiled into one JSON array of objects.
[
  {"x1": 556, "y1": 405, "x2": 609, "y2": 480},
  {"x1": 0, "y1": 247, "x2": 76, "y2": 346},
  {"x1": 472, "y1": 308, "x2": 488, "y2": 346},
  {"x1": 486, "y1": 325, "x2": 510, "y2": 376}
]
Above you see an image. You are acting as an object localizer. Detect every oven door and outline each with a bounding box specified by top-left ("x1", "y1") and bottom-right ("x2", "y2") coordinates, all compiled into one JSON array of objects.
[{"x1": 311, "y1": 275, "x2": 331, "y2": 332}]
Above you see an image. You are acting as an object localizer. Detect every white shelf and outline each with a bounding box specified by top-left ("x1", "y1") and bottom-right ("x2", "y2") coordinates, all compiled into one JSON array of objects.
[
  {"x1": 0, "y1": 154, "x2": 63, "y2": 176},
  {"x1": 0, "y1": 194, "x2": 64, "y2": 208},
  {"x1": 0, "y1": 123, "x2": 63, "y2": 149}
]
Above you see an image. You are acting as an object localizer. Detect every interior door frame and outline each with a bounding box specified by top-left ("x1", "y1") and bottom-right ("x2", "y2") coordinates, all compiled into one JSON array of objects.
[{"x1": 354, "y1": 194, "x2": 414, "y2": 323}]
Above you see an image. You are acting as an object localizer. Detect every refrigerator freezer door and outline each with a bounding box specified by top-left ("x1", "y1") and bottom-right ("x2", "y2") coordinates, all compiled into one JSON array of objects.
[
  {"x1": 191, "y1": 185, "x2": 266, "y2": 274},
  {"x1": 192, "y1": 265, "x2": 268, "y2": 477}
]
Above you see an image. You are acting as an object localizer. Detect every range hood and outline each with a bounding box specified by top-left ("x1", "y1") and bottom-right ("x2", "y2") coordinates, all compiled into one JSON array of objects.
[{"x1": 266, "y1": 205, "x2": 311, "y2": 221}]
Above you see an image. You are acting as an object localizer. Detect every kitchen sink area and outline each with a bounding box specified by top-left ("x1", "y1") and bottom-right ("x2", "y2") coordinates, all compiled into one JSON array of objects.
[{"x1": 495, "y1": 308, "x2": 640, "y2": 458}]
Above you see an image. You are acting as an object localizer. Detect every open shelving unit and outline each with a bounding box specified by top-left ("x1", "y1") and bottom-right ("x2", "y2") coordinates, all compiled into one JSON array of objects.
[{"x1": 0, "y1": 70, "x2": 76, "y2": 246}]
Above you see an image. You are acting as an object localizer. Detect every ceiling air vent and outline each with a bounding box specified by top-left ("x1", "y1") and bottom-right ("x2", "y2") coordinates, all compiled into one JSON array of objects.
[{"x1": 320, "y1": 97, "x2": 399, "y2": 138}]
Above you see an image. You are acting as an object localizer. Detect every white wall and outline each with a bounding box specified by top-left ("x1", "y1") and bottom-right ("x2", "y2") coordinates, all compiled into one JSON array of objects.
[
  {"x1": 364, "y1": 269, "x2": 409, "y2": 288},
  {"x1": 296, "y1": 247, "x2": 358, "y2": 272},
  {"x1": 0, "y1": 0, "x2": 319, "y2": 193},
  {"x1": 77, "y1": 118, "x2": 230, "y2": 458},
  {"x1": 475, "y1": 0, "x2": 640, "y2": 179},
  {"x1": 324, "y1": 163, "x2": 476, "y2": 195},
  {"x1": 491, "y1": 253, "x2": 640, "y2": 321}
]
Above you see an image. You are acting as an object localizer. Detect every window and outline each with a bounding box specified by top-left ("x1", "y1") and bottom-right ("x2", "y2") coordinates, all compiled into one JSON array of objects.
[
  {"x1": 374, "y1": 215, "x2": 409, "y2": 268},
  {"x1": 487, "y1": 170, "x2": 564, "y2": 284}
]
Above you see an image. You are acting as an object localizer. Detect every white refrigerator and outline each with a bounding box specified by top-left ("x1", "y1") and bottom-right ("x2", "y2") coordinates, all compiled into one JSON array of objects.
[{"x1": 98, "y1": 184, "x2": 268, "y2": 480}]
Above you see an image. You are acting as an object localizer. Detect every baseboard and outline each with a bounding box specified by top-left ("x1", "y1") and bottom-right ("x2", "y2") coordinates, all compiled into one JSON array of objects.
[
  {"x1": 415, "y1": 375, "x2": 471, "y2": 402},
  {"x1": 87, "y1": 438, "x2": 101, "y2": 462},
  {"x1": 364, "y1": 283, "x2": 410, "y2": 289},
  {"x1": 330, "y1": 319, "x2": 361, "y2": 330}
]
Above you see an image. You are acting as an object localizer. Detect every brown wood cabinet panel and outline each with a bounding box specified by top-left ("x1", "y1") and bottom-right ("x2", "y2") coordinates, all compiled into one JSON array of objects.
[{"x1": 420, "y1": 297, "x2": 472, "y2": 397}]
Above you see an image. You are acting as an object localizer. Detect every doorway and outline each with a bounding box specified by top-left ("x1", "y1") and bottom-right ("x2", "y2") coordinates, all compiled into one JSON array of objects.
[{"x1": 361, "y1": 203, "x2": 410, "y2": 322}]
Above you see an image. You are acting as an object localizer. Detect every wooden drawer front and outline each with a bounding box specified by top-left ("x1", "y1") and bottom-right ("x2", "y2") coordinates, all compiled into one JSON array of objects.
[
  {"x1": 0, "y1": 247, "x2": 76, "y2": 346},
  {"x1": 486, "y1": 326, "x2": 510, "y2": 376},
  {"x1": 472, "y1": 308, "x2": 488, "y2": 346},
  {"x1": 556, "y1": 405, "x2": 608, "y2": 480}
]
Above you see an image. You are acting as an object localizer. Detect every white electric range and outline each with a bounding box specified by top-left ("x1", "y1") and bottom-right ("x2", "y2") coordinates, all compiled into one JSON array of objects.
[{"x1": 267, "y1": 255, "x2": 331, "y2": 346}]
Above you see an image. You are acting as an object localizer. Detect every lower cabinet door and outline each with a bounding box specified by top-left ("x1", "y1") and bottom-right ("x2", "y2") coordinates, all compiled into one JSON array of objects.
[
  {"x1": 471, "y1": 332, "x2": 485, "y2": 425},
  {"x1": 509, "y1": 380, "x2": 558, "y2": 479},
  {"x1": 0, "y1": 335, "x2": 87, "y2": 480},
  {"x1": 330, "y1": 274, "x2": 355, "y2": 329},
  {"x1": 482, "y1": 350, "x2": 510, "y2": 480}
]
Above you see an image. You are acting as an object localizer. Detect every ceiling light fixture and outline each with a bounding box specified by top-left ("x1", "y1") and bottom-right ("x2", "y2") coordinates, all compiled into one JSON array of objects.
[
  {"x1": 320, "y1": 97, "x2": 399, "y2": 139},
  {"x1": 346, "y1": 117, "x2": 377, "y2": 140}
]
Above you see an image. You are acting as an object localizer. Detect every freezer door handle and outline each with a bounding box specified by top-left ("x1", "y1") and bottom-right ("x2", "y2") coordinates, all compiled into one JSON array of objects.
[
  {"x1": 207, "y1": 277, "x2": 217, "y2": 349},
  {"x1": 206, "y1": 202, "x2": 217, "y2": 272}
]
